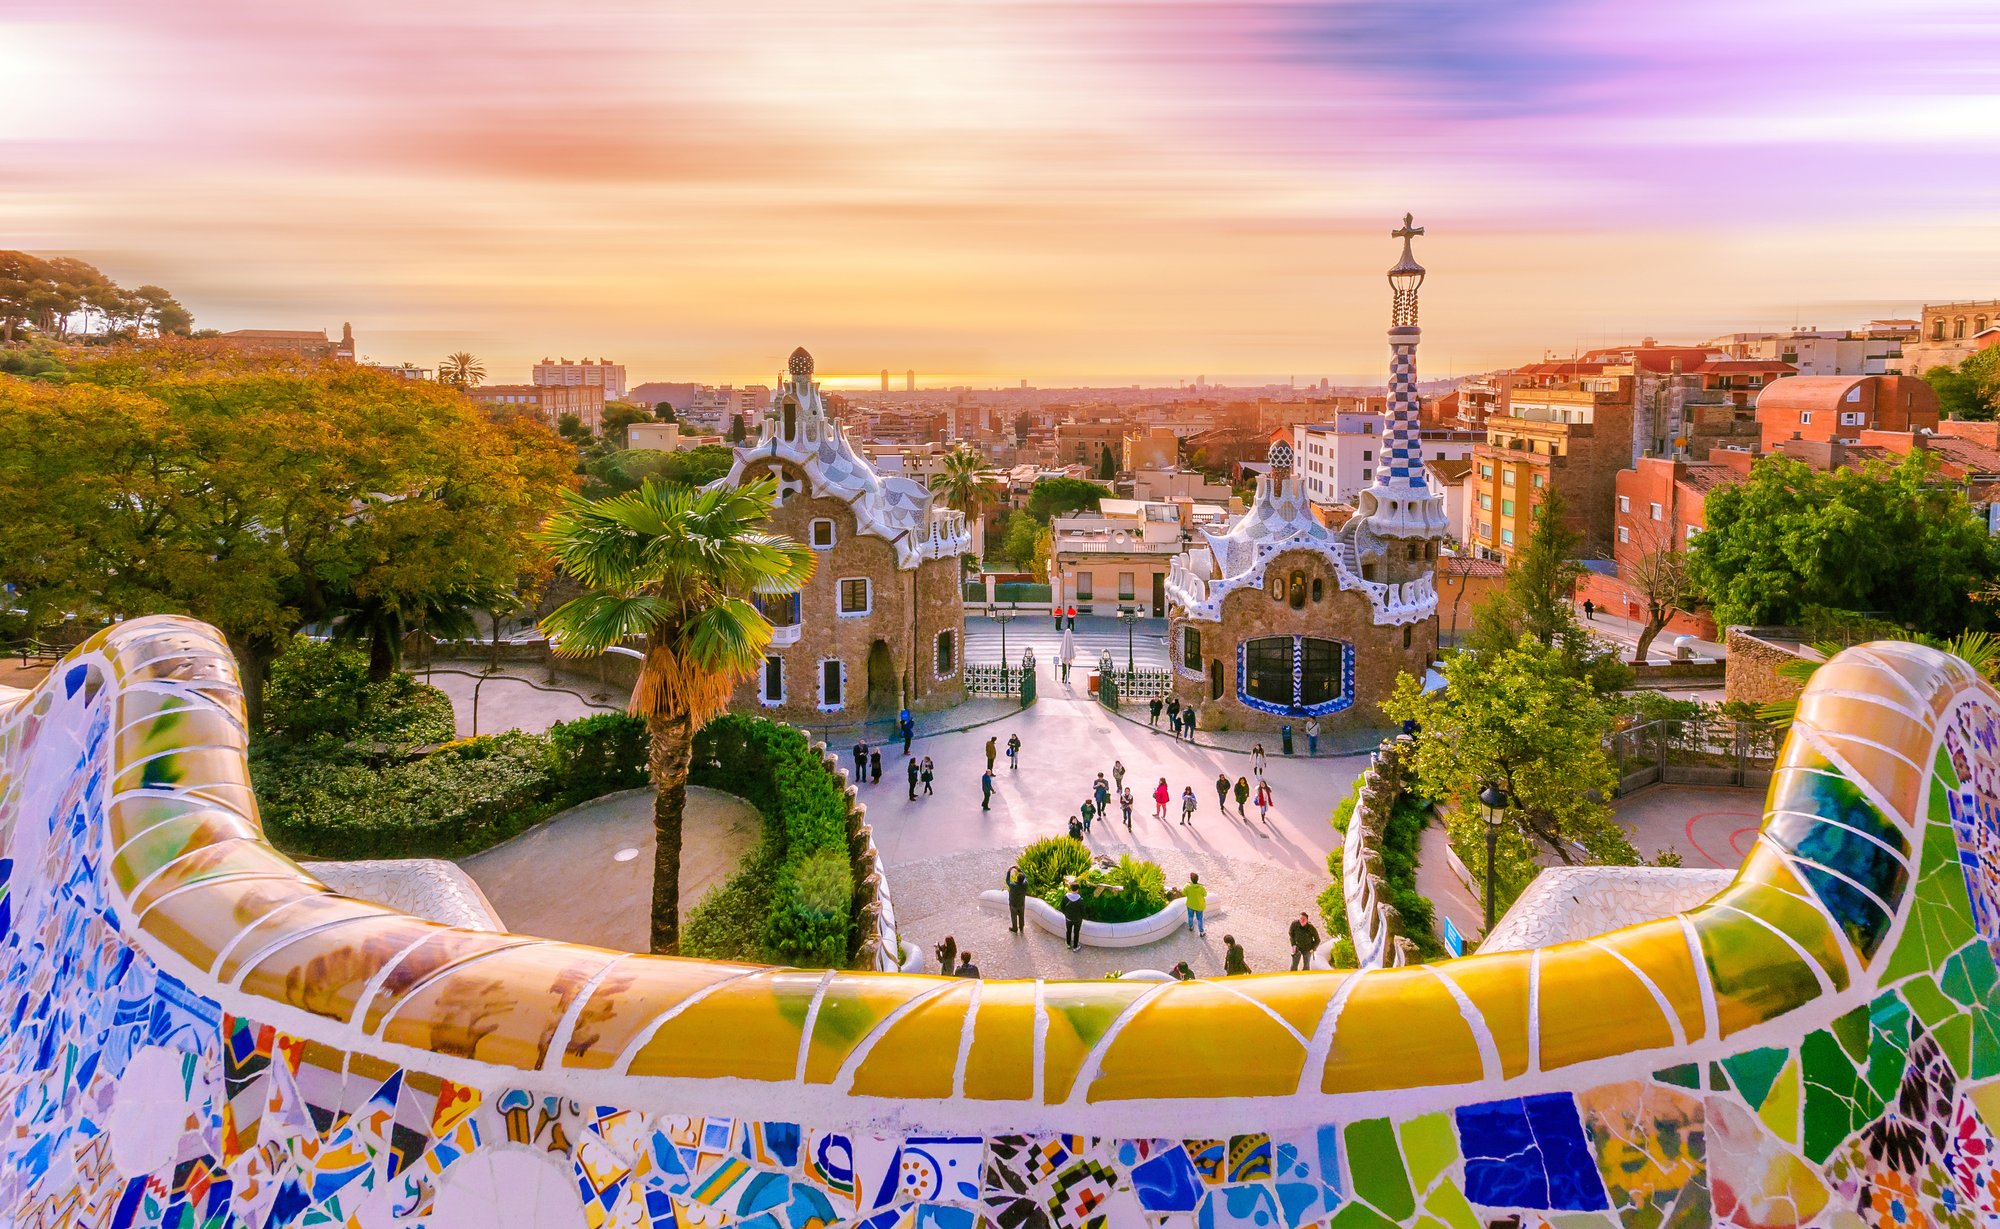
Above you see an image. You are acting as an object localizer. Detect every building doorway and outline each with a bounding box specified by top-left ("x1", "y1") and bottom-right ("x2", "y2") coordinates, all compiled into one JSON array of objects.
[
  {"x1": 1151, "y1": 573, "x2": 1166, "y2": 616},
  {"x1": 866, "y1": 639, "x2": 899, "y2": 713}
]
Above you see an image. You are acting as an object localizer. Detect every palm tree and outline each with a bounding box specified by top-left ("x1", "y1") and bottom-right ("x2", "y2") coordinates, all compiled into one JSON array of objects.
[
  {"x1": 538, "y1": 477, "x2": 814, "y2": 953},
  {"x1": 931, "y1": 445, "x2": 997, "y2": 562},
  {"x1": 439, "y1": 352, "x2": 486, "y2": 388}
]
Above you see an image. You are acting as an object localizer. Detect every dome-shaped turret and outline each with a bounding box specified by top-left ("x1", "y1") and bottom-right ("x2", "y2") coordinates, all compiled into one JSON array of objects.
[{"x1": 787, "y1": 347, "x2": 814, "y2": 382}]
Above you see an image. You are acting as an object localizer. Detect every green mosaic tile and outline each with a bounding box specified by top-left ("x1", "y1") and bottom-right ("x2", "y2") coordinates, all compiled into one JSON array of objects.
[
  {"x1": 1864, "y1": 993, "x2": 1912, "y2": 1106},
  {"x1": 1830, "y1": 1003, "x2": 1871, "y2": 1063},
  {"x1": 1720, "y1": 1047, "x2": 1788, "y2": 1111},
  {"x1": 1882, "y1": 758, "x2": 1978, "y2": 981},
  {"x1": 1423, "y1": 1182, "x2": 1481, "y2": 1229},
  {"x1": 1329, "y1": 1200, "x2": 1401, "y2": 1229},
  {"x1": 1801, "y1": 1027, "x2": 1885, "y2": 1164},
  {"x1": 1344, "y1": 1117, "x2": 1415, "y2": 1222},
  {"x1": 1972, "y1": 1007, "x2": 2000, "y2": 1080},
  {"x1": 1662, "y1": 1177, "x2": 1714, "y2": 1229},
  {"x1": 1707, "y1": 1062, "x2": 1729, "y2": 1092},
  {"x1": 1942, "y1": 941, "x2": 2000, "y2": 1009},
  {"x1": 1396, "y1": 1112, "x2": 1456, "y2": 1191},
  {"x1": 1901, "y1": 973, "x2": 1959, "y2": 1028},
  {"x1": 1653, "y1": 1063, "x2": 1699, "y2": 1090},
  {"x1": 1934, "y1": 1011, "x2": 1974, "y2": 1079}
]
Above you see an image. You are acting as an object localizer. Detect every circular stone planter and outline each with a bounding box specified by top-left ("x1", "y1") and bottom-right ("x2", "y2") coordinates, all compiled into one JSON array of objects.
[{"x1": 977, "y1": 890, "x2": 1186, "y2": 948}]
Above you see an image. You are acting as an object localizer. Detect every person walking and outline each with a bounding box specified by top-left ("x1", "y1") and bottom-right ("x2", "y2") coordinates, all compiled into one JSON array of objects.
[
  {"x1": 955, "y1": 951, "x2": 980, "y2": 978},
  {"x1": 1582, "y1": 597, "x2": 1595, "y2": 621},
  {"x1": 1289, "y1": 911, "x2": 1321, "y2": 971},
  {"x1": 851, "y1": 740, "x2": 867, "y2": 780},
  {"x1": 1183, "y1": 872, "x2": 1207, "y2": 935},
  {"x1": 1068, "y1": 814, "x2": 1085, "y2": 841},
  {"x1": 1251, "y1": 743, "x2": 1267, "y2": 778},
  {"x1": 1305, "y1": 715, "x2": 1320, "y2": 755},
  {"x1": 985, "y1": 736, "x2": 998, "y2": 773},
  {"x1": 1005, "y1": 864, "x2": 1028, "y2": 933},
  {"x1": 1092, "y1": 773, "x2": 1111, "y2": 814},
  {"x1": 1182, "y1": 708, "x2": 1198, "y2": 741},
  {"x1": 1119, "y1": 785, "x2": 1134, "y2": 830},
  {"x1": 1149, "y1": 697, "x2": 1163, "y2": 728},
  {"x1": 901, "y1": 714, "x2": 915, "y2": 757},
  {"x1": 1166, "y1": 695, "x2": 1182, "y2": 731},
  {"x1": 1080, "y1": 796, "x2": 1096, "y2": 833},
  {"x1": 1233, "y1": 775, "x2": 1251, "y2": 819},
  {"x1": 869, "y1": 746, "x2": 882, "y2": 783},
  {"x1": 1223, "y1": 934, "x2": 1250, "y2": 975},
  {"x1": 920, "y1": 756, "x2": 935, "y2": 796},
  {"x1": 1214, "y1": 772, "x2": 1230, "y2": 814},
  {"x1": 1153, "y1": 777, "x2": 1171, "y2": 820},
  {"x1": 906, "y1": 757, "x2": 920, "y2": 801},
  {"x1": 1006, "y1": 733, "x2": 1021, "y2": 770},
  {"x1": 981, "y1": 768, "x2": 995, "y2": 811},
  {"x1": 1254, "y1": 779, "x2": 1274, "y2": 823},
  {"x1": 934, "y1": 934, "x2": 958, "y2": 975},
  {"x1": 1061, "y1": 879, "x2": 1085, "y2": 950},
  {"x1": 1180, "y1": 786, "x2": 1198, "y2": 826},
  {"x1": 1112, "y1": 759, "x2": 1126, "y2": 792}
]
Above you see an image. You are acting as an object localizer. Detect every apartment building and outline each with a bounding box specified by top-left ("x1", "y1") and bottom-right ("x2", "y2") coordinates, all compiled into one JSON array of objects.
[
  {"x1": 1465, "y1": 377, "x2": 1635, "y2": 561},
  {"x1": 470, "y1": 382, "x2": 605, "y2": 433},
  {"x1": 532, "y1": 356, "x2": 627, "y2": 402}
]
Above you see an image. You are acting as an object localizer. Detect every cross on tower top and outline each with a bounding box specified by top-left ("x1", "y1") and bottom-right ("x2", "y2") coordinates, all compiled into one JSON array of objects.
[{"x1": 1391, "y1": 213, "x2": 1424, "y2": 241}]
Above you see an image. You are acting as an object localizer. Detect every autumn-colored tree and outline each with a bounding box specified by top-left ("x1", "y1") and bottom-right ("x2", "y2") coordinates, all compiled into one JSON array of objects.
[{"x1": 0, "y1": 361, "x2": 572, "y2": 727}]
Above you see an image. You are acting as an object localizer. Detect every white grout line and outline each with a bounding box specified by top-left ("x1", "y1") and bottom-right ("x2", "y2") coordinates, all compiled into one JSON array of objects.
[{"x1": 792, "y1": 970, "x2": 837, "y2": 1082}]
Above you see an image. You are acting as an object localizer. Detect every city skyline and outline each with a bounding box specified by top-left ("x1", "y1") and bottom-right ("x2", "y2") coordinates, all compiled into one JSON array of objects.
[{"x1": 6, "y1": 0, "x2": 1998, "y2": 383}]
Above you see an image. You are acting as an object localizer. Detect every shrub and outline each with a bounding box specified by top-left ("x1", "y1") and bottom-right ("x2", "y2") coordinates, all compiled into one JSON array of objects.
[
  {"x1": 683, "y1": 714, "x2": 858, "y2": 969},
  {"x1": 252, "y1": 713, "x2": 647, "y2": 860},
  {"x1": 680, "y1": 855, "x2": 777, "y2": 963},
  {"x1": 1018, "y1": 835, "x2": 1093, "y2": 899},
  {"x1": 1321, "y1": 766, "x2": 1446, "y2": 962},
  {"x1": 263, "y1": 639, "x2": 457, "y2": 746}
]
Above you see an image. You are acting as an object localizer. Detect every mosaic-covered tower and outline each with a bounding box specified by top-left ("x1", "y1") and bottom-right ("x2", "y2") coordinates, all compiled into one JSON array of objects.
[
  {"x1": 717, "y1": 346, "x2": 972, "y2": 719},
  {"x1": 1163, "y1": 218, "x2": 1443, "y2": 731}
]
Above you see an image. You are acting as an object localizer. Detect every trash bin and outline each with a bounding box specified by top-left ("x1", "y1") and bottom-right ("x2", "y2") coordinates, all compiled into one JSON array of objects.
[
  {"x1": 1281, "y1": 723, "x2": 1294, "y2": 756},
  {"x1": 1087, "y1": 672, "x2": 1101, "y2": 696}
]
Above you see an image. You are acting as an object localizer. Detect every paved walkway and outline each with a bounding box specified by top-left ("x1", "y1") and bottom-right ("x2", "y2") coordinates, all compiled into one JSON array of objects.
[
  {"x1": 421, "y1": 661, "x2": 621, "y2": 738},
  {"x1": 457, "y1": 786, "x2": 760, "y2": 950},
  {"x1": 1611, "y1": 783, "x2": 1764, "y2": 868},
  {"x1": 1578, "y1": 607, "x2": 1726, "y2": 664},
  {"x1": 963, "y1": 613, "x2": 1171, "y2": 671}
]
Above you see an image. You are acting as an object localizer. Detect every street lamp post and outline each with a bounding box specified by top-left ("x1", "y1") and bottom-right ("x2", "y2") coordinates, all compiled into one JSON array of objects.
[
  {"x1": 1115, "y1": 605, "x2": 1140, "y2": 679},
  {"x1": 1478, "y1": 784, "x2": 1510, "y2": 938},
  {"x1": 987, "y1": 603, "x2": 1017, "y2": 690}
]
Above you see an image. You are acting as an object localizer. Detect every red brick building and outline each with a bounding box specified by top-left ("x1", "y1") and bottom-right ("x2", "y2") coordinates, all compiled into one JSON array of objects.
[{"x1": 1755, "y1": 375, "x2": 1940, "y2": 450}]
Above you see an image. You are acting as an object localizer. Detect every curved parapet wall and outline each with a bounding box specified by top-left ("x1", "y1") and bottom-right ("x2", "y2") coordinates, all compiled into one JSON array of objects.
[{"x1": 7, "y1": 617, "x2": 2000, "y2": 1224}]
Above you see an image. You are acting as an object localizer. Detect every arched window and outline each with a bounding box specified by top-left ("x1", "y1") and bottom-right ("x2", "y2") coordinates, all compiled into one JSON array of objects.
[
  {"x1": 1267, "y1": 575, "x2": 1284, "y2": 601},
  {"x1": 1981, "y1": 316, "x2": 1991, "y2": 334},
  {"x1": 1209, "y1": 659, "x2": 1224, "y2": 700},
  {"x1": 1956, "y1": 318, "x2": 1968, "y2": 340},
  {"x1": 1403, "y1": 624, "x2": 1413, "y2": 649},
  {"x1": 935, "y1": 629, "x2": 955, "y2": 675},
  {"x1": 1407, "y1": 544, "x2": 1419, "y2": 562},
  {"x1": 1182, "y1": 626, "x2": 1202, "y2": 672},
  {"x1": 1288, "y1": 571, "x2": 1307, "y2": 610},
  {"x1": 782, "y1": 397, "x2": 799, "y2": 439},
  {"x1": 1310, "y1": 578, "x2": 1324, "y2": 602}
]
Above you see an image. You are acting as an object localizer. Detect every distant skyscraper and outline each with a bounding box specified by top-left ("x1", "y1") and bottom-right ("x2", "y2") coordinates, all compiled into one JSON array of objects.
[
  {"x1": 881, "y1": 368, "x2": 889, "y2": 392},
  {"x1": 906, "y1": 369, "x2": 916, "y2": 392}
]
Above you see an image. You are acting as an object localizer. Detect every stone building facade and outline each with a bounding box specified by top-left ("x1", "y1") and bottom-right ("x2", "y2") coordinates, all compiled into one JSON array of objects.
[
  {"x1": 719, "y1": 348, "x2": 972, "y2": 721},
  {"x1": 1164, "y1": 218, "x2": 1447, "y2": 732}
]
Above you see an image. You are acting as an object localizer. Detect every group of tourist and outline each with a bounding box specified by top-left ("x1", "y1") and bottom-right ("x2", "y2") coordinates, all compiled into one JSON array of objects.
[{"x1": 1146, "y1": 695, "x2": 1324, "y2": 754}]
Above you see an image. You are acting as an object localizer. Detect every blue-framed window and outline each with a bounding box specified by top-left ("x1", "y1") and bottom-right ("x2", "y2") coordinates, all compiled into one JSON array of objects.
[{"x1": 1236, "y1": 635, "x2": 1355, "y2": 715}]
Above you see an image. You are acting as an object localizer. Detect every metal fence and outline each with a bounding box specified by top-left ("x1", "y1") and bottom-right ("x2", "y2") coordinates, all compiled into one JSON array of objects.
[
  {"x1": 965, "y1": 665, "x2": 1025, "y2": 696},
  {"x1": 1609, "y1": 717, "x2": 1779, "y2": 794}
]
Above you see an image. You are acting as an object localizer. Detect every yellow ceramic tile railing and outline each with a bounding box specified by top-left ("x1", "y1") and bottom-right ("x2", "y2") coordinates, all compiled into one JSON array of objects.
[{"x1": 2, "y1": 613, "x2": 1969, "y2": 1133}]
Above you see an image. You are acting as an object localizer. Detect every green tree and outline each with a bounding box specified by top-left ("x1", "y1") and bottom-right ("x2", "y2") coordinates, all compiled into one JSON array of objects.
[
  {"x1": 1024, "y1": 476, "x2": 1108, "y2": 522},
  {"x1": 0, "y1": 360, "x2": 572, "y2": 728},
  {"x1": 1688, "y1": 450, "x2": 1997, "y2": 633},
  {"x1": 999, "y1": 513, "x2": 1042, "y2": 566},
  {"x1": 1924, "y1": 353, "x2": 2000, "y2": 421},
  {"x1": 728, "y1": 414, "x2": 747, "y2": 443},
  {"x1": 438, "y1": 352, "x2": 486, "y2": 388},
  {"x1": 538, "y1": 477, "x2": 815, "y2": 953},
  {"x1": 582, "y1": 444, "x2": 734, "y2": 498},
  {"x1": 653, "y1": 401, "x2": 677, "y2": 422},
  {"x1": 557, "y1": 413, "x2": 587, "y2": 441},
  {"x1": 132, "y1": 285, "x2": 194, "y2": 336},
  {"x1": 1097, "y1": 445, "x2": 1118, "y2": 480},
  {"x1": 602, "y1": 402, "x2": 651, "y2": 447},
  {"x1": 1381, "y1": 639, "x2": 1637, "y2": 917},
  {"x1": 1461, "y1": 489, "x2": 1629, "y2": 691}
]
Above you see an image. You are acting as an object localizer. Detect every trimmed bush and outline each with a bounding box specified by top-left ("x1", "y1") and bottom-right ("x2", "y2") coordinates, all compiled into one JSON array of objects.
[
  {"x1": 1319, "y1": 771, "x2": 1445, "y2": 964},
  {"x1": 253, "y1": 714, "x2": 647, "y2": 860},
  {"x1": 264, "y1": 639, "x2": 455, "y2": 746},
  {"x1": 1017, "y1": 837, "x2": 1167, "y2": 924},
  {"x1": 1017, "y1": 835, "x2": 1093, "y2": 901},
  {"x1": 684, "y1": 714, "x2": 857, "y2": 969}
]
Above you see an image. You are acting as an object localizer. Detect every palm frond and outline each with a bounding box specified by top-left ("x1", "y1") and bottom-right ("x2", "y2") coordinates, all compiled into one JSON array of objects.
[{"x1": 540, "y1": 592, "x2": 675, "y2": 656}]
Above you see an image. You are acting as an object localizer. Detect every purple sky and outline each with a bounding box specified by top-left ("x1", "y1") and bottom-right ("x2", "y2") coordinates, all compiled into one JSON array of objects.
[{"x1": 5, "y1": 0, "x2": 1997, "y2": 384}]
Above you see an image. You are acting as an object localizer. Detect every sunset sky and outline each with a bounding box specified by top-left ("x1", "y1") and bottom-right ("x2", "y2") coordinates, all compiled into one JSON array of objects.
[{"x1": 6, "y1": 0, "x2": 1998, "y2": 386}]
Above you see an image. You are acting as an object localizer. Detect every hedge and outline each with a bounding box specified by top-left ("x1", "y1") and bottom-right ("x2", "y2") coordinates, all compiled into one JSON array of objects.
[
  {"x1": 685, "y1": 714, "x2": 857, "y2": 969},
  {"x1": 252, "y1": 715, "x2": 648, "y2": 860},
  {"x1": 1317, "y1": 773, "x2": 1447, "y2": 966}
]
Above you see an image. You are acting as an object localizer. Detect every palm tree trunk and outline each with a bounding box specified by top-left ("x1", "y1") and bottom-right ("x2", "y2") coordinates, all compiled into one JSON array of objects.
[
  {"x1": 648, "y1": 712, "x2": 694, "y2": 954},
  {"x1": 368, "y1": 623, "x2": 396, "y2": 683}
]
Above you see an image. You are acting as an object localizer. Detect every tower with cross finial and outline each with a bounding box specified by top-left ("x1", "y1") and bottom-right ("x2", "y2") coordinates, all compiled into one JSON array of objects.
[{"x1": 1349, "y1": 214, "x2": 1451, "y2": 570}]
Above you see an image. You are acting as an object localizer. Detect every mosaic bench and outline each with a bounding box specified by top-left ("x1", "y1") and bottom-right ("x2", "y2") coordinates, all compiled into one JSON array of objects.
[{"x1": 2, "y1": 614, "x2": 1999, "y2": 1227}]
